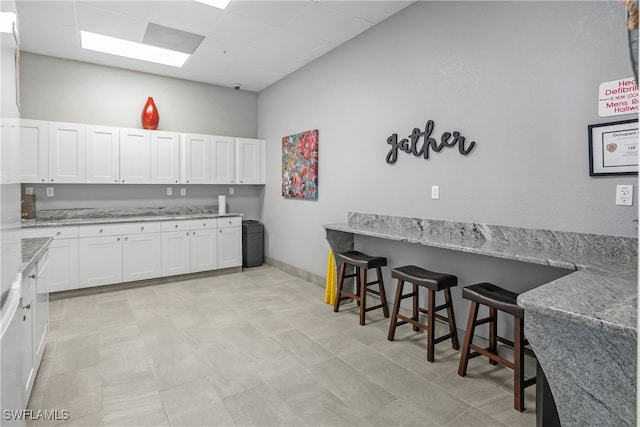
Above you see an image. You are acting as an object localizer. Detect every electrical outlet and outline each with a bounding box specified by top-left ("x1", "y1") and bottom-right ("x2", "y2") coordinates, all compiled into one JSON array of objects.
[
  {"x1": 431, "y1": 185, "x2": 440, "y2": 200},
  {"x1": 46, "y1": 187, "x2": 54, "y2": 197},
  {"x1": 616, "y1": 184, "x2": 633, "y2": 206},
  {"x1": 166, "y1": 187, "x2": 172, "y2": 196},
  {"x1": 25, "y1": 187, "x2": 33, "y2": 195},
  {"x1": 180, "y1": 188, "x2": 186, "y2": 196},
  {"x1": 229, "y1": 187, "x2": 234, "y2": 195}
]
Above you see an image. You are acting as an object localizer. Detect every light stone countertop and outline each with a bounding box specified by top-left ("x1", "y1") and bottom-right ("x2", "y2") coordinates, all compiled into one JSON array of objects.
[
  {"x1": 21, "y1": 206, "x2": 243, "y2": 228},
  {"x1": 20, "y1": 237, "x2": 53, "y2": 276},
  {"x1": 324, "y1": 212, "x2": 637, "y2": 426}
]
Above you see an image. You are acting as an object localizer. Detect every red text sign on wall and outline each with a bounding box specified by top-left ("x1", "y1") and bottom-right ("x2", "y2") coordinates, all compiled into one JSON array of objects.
[{"x1": 598, "y1": 77, "x2": 638, "y2": 117}]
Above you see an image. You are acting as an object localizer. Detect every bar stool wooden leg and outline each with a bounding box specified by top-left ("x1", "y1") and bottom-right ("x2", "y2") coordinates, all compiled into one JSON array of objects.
[
  {"x1": 355, "y1": 266, "x2": 361, "y2": 306},
  {"x1": 458, "y1": 301, "x2": 479, "y2": 377},
  {"x1": 514, "y1": 316, "x2": 525, "y2": 412},
  {"x1": 427, "y1": 289, "x2": 436, "y2": 362},
  {"x1": 388, "y1": 279, "x2": 404, "y2": 341},
  {"x1": 376, "y1": 266, "x2": 389, "y2": 318},
  {"x1": 334, "y1": 262, "x2": 346, "y2": 313},
  {"x1": 444, "y1": 288, "x2": 459, "y2": 350},
  {"x1": 489, "y1": 307, "x2": 498, "y2": 365},
  {"x1": 359, "y1": 267, "x2": 367, "y2": 325},
  {"x1": 412, "y1": 283, "x2": 419, "y2": 332}
]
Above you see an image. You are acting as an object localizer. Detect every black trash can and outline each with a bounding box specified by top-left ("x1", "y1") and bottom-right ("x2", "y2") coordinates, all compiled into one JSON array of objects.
[{"x1": 242, "y1": 220, "x2": 264, "y2": 268}]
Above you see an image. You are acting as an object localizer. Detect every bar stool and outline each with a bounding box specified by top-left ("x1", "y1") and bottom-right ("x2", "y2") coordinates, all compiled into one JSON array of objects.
[
  {"x1": 333, "y1": 250, "x2": 389, "y2": 325},
  {"x1": 457, "y1": 282, "x2": 536, "y2": 412},
  {"x1": 387, "y1": 265, "x2": 459, "y2": 362}
]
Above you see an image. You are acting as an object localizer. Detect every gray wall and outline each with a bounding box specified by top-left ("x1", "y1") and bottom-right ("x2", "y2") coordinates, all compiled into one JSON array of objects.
[
  {"x1": 20, "y1": 53, "x2": 258, "y2": 137},
  {"x1": 257, "y1": 1, "x2": 639, "y2": 279},
  {"x1": 19, "y1": 53, "x2": 262, "y2": 218}
]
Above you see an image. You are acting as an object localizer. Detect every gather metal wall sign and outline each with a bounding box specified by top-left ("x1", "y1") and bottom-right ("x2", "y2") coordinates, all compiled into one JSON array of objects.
[{"x1": 385, "y1": 120, "x2": 477, "y2": 164}]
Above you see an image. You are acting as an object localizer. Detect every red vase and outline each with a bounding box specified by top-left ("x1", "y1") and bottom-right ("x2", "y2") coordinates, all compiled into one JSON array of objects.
[{"x1": 141, "y1": 97, "x2": 159, "y2": 130}]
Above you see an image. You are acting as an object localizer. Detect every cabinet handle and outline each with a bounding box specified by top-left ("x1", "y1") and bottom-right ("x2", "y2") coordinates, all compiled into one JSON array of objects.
[
  {"x1": 117, "y1": 237, "x2": 120, "y2": 242},
  {"x1": 175, "y1": 180, "x2": 178, "y2": 183},
  {"x1": 231, "y1": 180, "x2": 233, "y2": 183},
  {"x1": 115, "y1": 180, "x2": 118, "y2": 183},
  {"x1": 50, "y1": 179, "x2": 54, "y2": 182},
  {"x1": 56, "y1": 232, "x2": 61, "y2": 236},
  {"x1": 122, "y1": 180, "x2": 125, "y2": 183},
  {"x1": 175, "y1": 225, "x2": 178, "y2": 229},
  {"x1": 24, "y1": 303, "x2": 31, "y2": 310},
  {"x1": 203, "y1": 223, "x2": 206, "y2": 227},
  {"x1": 125, "y1": 237, "x2": 128, "y2": 241},
  {"x1": 41, "y1": 178, "x2": 45, "y2": 182},
  {"x1": 187, "y1": 180, "x2": 190, "y2": 183},
  {"x1": 186, "y1": 232, "x2": 189, "y2": 236},
  {"x1": 99, "y1": 229, "x2": 103, "y2": 233},
  {"x1": 192, "y1": 231, "x2": 195, "y2": 235},
  {"x1": 141, "y1": 226, "x2": 144, "y2": 231},
  {"x1": 28, "y1": 274, "x2": 35, "y2": 279}
]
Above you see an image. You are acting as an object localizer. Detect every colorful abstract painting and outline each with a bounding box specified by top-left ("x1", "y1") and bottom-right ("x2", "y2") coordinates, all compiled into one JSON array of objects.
[{"x1": 282, "y1": 129, "x2": 318, "y2": 199}]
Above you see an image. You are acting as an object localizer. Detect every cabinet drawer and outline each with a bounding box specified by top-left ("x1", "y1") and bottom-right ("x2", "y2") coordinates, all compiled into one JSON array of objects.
[
  {"x1": 79, "y1": 224, "x2": 127, "y2": 237},
  {"x1": 183, "y1": 219, "x2": 218, "y2": 230},
  {"x1": 161, "y1": 221, "x2": 192, "y2": 232},
  {"x1": 218, "y1": 217, "x2": 241, "y2": 228},
  {"x1": 22, "y1": 226, "x2": 79, "y2": 239},
  {"x1": 118, "y1": 222, "x2": 162, "y2": 235}
]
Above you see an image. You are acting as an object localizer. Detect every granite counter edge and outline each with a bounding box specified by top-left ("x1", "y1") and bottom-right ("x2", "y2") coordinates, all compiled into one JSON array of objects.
[
  {"x1": 22, "y1": 213, "x2": 244, "y2": 228},
  {"x1": 20, "y1": 237, "x2": 53, "y2": 276}
]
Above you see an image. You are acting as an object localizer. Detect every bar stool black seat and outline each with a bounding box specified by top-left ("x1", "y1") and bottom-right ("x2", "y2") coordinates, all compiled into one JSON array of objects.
[
  {"x1": 387, "y1": 265, "x2": 459, "y2": 362},
  {"x1": 457, "y1": 282, "x2": 536, "y2": 412},
  {"x1": 333, "y1": 250, "x2": 389, "y2": 325}
]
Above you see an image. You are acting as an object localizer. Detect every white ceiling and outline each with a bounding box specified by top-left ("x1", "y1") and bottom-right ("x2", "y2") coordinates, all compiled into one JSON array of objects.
[{"x1": 15, "y1": 0, "x2": 413, "y2": 92}]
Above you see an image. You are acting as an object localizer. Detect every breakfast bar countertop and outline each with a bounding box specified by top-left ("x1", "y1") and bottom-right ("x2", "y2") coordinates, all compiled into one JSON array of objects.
[
  {"x1": 21, "y1": 206, "x2": 243, "y2": 228},
  {"x1": 324, "y1": 212, "x2": 637, "y2": 427}
]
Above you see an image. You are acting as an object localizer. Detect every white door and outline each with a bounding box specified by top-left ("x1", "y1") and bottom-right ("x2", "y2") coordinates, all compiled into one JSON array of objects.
[
  {"x1": 218, "y1": 226, "x2": 242, "y2": 268},
  {"x1": 86, "y1": 125, "x2": 120, "y2": 183},
  {"x1": 79, "y1": 236, "x2": 123, "y2": 287},
  {"x1": 48, "y1": 122, "x2": 86, "y2": 183},
  {"x1": 150, "y1": 131, "x2": 180, "y2": 184},
  {"x1": 161, "y1": 230, "x2": 191, "y2": 276},
  {"x1": 181, "y1": 133, "x2": 210, "y2": 184},
  {"x1": 20, "y1": 119, "x2": 49, "y2": 183},
  {"x1": 47, "y1": 238, "x2": 79, "y2": 292},
  {"x1": 210, "y1": 136, "x2": 235, "y2": 184},
  {"x1": 123, "y1": 233, "x2": 162, "y2": 282},
  {"x1": 190, "y1": 228, "x2": 217, "y2": 273},
  {"x1": 120, "y1": 128, "x2": 150, "y2": 184},
  {"x1": 236, "y1": 138, "x2": 261, "y2": 184}
]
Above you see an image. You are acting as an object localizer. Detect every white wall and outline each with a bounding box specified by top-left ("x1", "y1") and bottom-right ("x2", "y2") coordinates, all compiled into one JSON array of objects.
[{"x1": 258, "y1": 1, "x2": 639, "y2": 278}]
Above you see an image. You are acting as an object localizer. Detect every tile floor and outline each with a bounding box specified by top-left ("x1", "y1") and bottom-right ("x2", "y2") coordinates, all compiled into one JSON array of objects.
[{"x1": 28, "y1": 265, "x2": 536, "y2": 426}]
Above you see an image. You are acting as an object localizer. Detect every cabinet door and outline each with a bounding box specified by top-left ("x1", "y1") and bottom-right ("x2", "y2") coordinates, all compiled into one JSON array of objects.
[
  {"x1": 20, "y1": 119, "x2": 49, "y2": 183},
  {"x1": 218, "y1": 226, "x2": 242, "y2": 268},
  {"x1": 86, "y1": 125, "x2": 120, "y2": 183},
  {"x1": 48, "y1": 238, "x2": 79, "y2": 292},
  {"x1": 161, "y1": 230, "x2": 191, "y2": 276},
  {"x1": 150, "y1": 131, "x2": 180, "y2": 184},
  {"x1": 0, "y1": 119, "x2": 19, "y2": 184},
  {"x1": 123, "y1": 232, "x2": 162, "y2": 282},
  {"x1": 48, "y1": 122, "x2": 86, "y2": 183},
  {"x1": 34, "y1": 252, "x2": 49, "y2": 369},
  {"x1": 120, "y1": 128, "x2": 151, "y2": 184},
  {"x1": 236, "y1": 138, "x2": 263, "y2": 184},
  {"x1": 190, "y1": 228, "x2": 217, "y2": 273},
  {"x1": 181, "y1": 133, "x2": 210, "y2": 184},
  {"x1": 210, "y1": 136, "x2": 235, "y2": 184},
  {"x1": 79, "y1": 236, "x2": 123, "y2": 287},
  {"x1": 22, "y1": 270, "x2": 35, "y2": 399}
]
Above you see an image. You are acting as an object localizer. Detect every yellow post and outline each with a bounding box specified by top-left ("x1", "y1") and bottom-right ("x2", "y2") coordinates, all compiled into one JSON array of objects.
[{"x1": 324, "y1": 250, "x2": 336, "y2": 305}]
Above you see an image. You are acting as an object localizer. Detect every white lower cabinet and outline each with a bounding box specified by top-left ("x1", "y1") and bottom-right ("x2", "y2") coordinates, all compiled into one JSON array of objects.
[
  {"x1": 161, "y1": 230, "x2": 191, "y2": 277},
  {"x1": 22, "y1": 227, "x2": 79, "y2": 292},
  {"x1": 34, "y1": 253, "x2": 49, "y2": 368},
  {"x1": 23, "y1": 215, "x2": 242, "y2": 290},
  {"x1": 217, "y1": 217, "x2": 242, "y2": 269},
  {"x1": 123, "y1": 231, "x2": 162, "y2": 282},
  {"x1": 79, "y1": 234, "x2": 123, "y2": 288}
]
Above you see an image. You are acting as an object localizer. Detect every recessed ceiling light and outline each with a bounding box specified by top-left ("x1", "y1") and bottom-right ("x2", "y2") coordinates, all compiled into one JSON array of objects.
[
  {"x1": 80, "y1": 30, "x2": 190, "y2": 68},
  {"x1": 194, "y1": 0, "x2": 231, "y2": 10}
]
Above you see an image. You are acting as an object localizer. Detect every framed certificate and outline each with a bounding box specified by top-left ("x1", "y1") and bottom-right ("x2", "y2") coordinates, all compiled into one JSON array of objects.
[{"x1": 588, "y1": 119, "x2": 638, "y2": 176}]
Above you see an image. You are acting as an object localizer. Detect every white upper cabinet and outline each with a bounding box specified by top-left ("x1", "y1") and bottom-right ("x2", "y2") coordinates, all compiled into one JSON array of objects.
[
  {"x1": 236, "y1": 138, "x2": 265, "y2": 185},
  {"x1": 181, "y1": 133, "x2": 210, "y2": 184},
  {"x1": 48, "y1": 121, "x2": 86, "y2": 183},
  {"x1": 86, "y1": 125, "x2": 120, "y2": 184},
  {"x1": 120, "y1": 128, "x2": 151, "y2": 184},
  {"x1": 210, "y1": 135, "x2": 235, "y2": 184},
  {"x1": 19, "y1": 119, "x2": 48, "y2": 184},
  {"x1": 150, "y1": 131, "x2": 180, "y2": 184}
]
